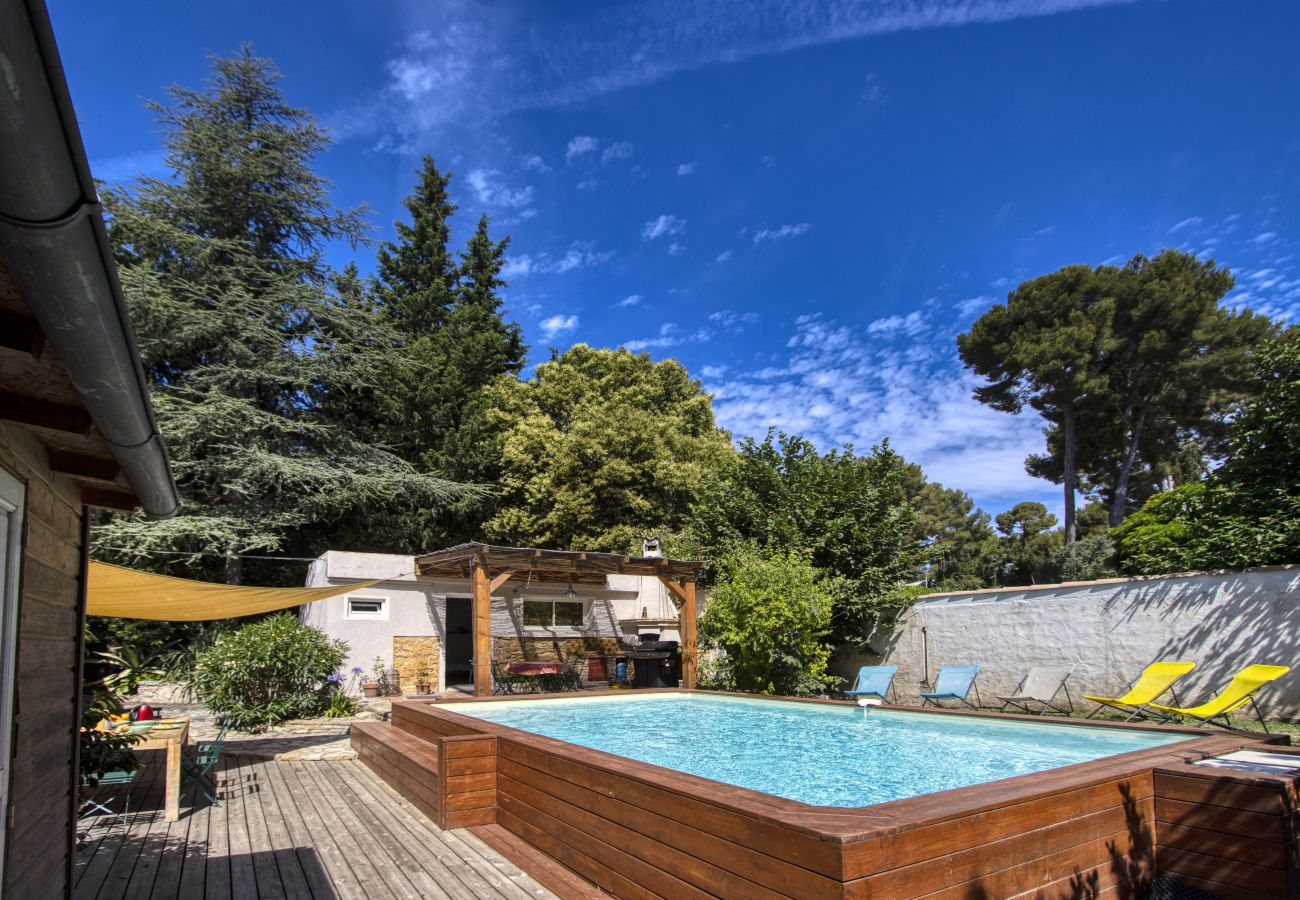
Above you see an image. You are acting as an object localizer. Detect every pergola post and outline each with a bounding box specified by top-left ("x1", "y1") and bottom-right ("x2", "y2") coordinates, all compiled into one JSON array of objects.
[
  {"x1": 681, "y1": 579, "x2": 698, "y2": 690},
  {"x1": 472, "y1": 560, "x2": 492, "y2": 697}
]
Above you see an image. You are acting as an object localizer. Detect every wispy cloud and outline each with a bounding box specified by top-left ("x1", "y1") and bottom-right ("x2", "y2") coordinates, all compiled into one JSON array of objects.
[
  {"x1": 1168, "y1": 216, "x2": 1202, "y2": 234},
  {"x1": 601, "y1": 141, "x2": 634, "y2": 164},
  {"x1": 709, "y1": 310, "x2": 759, "y2": 332},
  {"x1": 566, "y1": 135, "x2": 599, "y2": 160},
  {"x1": 465, "y1": 169, "x2": 535, "y2": 209},
  {"x1": 623, "y1": 321, "x2": 712, "y2": 352},
  {"x1": 861, "y1": 73, "x2": 886, "y2": 102},
  {"x1": 521, "y1": 154, "x2": 551, "y2": 173},
  {"x1": 677, "y1": 162, "x2": 696, "y2": 175},
  {"x1": 617, "y1": 294, "x2": 643, "y2": 308},
  {"x1": 668, "y1": 241, "x2": 686, "y2": 256},
  {"x1": 642, "y1": 214, "x2": 686, "y2": 240},
  {"x1": 753, "y1": 223, "x2": 811, "y2": 244},
  {"x1": 503, "y1": 241, "x2": 613, "y2": 278},
  {"x1": 376, "y1": 0, "x2": 1140, "y2": 132},
  {"x1": 716, "y1": 250, "x2": 734, "y2": 263},
  {"x1": 866, "y1": 310, "x2": 928, "y2": 337},
  {"x1": 90, "y1": 148, "x2": 167, "y2": 183}
]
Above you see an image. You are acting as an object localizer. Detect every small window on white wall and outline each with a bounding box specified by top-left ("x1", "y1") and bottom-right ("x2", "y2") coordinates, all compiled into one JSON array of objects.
[{"x1": 346, "y1": 597, "x2": 387, "y2": 620}]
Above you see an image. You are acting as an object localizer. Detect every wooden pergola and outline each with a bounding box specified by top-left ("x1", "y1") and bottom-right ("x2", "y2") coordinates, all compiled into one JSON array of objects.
[{"x1": 414, "y1": 543, "x2": 709, "y2": 696}]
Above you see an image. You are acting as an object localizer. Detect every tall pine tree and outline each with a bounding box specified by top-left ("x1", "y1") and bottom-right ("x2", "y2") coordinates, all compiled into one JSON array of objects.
[
  {"x1": 371, "y1": 160, "x2": 527, "y2": 546},
  {"x1": 97, "y1": 48, "x2": 476, "y2": 583}
]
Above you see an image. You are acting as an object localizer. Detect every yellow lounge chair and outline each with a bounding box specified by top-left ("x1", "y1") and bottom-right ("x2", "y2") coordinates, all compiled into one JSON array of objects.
[
  {"x1": 1083, "y1": 661, "x2": 1196, "y2": 721},
  {"x1": 1147, "y1": 664, "x2": 1291, "y2": 733}
]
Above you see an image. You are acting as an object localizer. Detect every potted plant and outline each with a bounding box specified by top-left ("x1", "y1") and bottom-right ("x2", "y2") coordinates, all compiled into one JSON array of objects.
[
  {"x1": 414, "y1": 664, "x2": 432, "y2": 694},
  {"x1": 361, "y1": 657, "x2": 386, "y2": 698}
]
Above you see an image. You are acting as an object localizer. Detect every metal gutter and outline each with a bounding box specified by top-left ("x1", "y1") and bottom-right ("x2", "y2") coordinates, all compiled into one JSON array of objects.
[{"x1": 0, "y1": 0, "x2": 179, "y2": 517}]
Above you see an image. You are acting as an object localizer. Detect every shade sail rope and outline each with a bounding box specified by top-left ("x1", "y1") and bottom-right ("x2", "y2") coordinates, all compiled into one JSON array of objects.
[{"x1": 87, "y1": 560, "x2": 402, "y2": 621}]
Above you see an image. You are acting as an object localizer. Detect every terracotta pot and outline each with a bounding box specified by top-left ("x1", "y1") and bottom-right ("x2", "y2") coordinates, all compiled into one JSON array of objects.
[
  {"x1": 415, "y1": 682, "x2": 432, "y2": 694},
  {"x1": 362, "y1": 683, "x2": 381, "y2": 698}
]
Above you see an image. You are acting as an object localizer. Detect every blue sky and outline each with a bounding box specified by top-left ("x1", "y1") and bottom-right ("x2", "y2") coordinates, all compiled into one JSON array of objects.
[{"x1": 53, "y1": 0, "x2": 1300, "y2": 518}]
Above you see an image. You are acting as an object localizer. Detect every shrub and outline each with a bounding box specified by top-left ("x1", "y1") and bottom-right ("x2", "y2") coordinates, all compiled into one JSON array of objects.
[
  {"x1": 698, "y1": 544, "x2": 835, "y2": 696},
  {"x1": 188, "y1": 615, "x2": 348, "y2": 731}
]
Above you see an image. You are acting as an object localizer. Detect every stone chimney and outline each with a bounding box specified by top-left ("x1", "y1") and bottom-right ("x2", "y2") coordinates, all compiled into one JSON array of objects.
[{"x1": 642, "y1": 536, "x2": 662, "y2": 558}]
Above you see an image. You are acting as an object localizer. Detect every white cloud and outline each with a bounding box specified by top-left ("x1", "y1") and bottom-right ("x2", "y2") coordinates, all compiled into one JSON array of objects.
[
  {"x1": 624, "y1": 321, "x2": 712, "y2": 352},
  {"x1": 502, "y1": 241, "x2": 613, "y2": 278},
  {"x1": 566, "y1": 135, "x2": 599, "y2": 159},
  {"x1": 1168, "y1": 216, "x2": 1202, "y2": 234},
  {"x1": 866, "y1": 310, "x2": 928, "y2": 338},
  {"x1": 709, "y1": 310, "x2": 759, "y2": 332},
  {"x1": 521, "y1": 154, "x2": 551, "y2": 173},
  {"x1": 677, "y1": 162, "x2": 696, "y2": 175},
  {"x1": 861, "y1": 73, "x2": 885, "y2": 102},
  {"x1": 715, "y1": 250, "x2": 734, "y2": 263},
  {"x1": 617, "y1": 294, "x2": 643, "y2": 308},
  {"x1": 576, "y1": 178, "x2": 601, "y2": 191},
  {"x1": 668, "y1": 241, "x2": 686, "y2": 256},
  {"x1": 539, "y1": 314, "x2": 579, "y2": 339},
  {"x1": 1253, "y1": 232, "x2": 1279, "y2": 245},
  {"x1": 709, "y1": 311, "x2": 1054, "y2": 509},
  {"x1": 465, "y1": 169, "x2": 535, "y2": 209},
  {"x1": 642, "y1": 214, "x2": 686, "y2": 240},
  {"x1": 601, "y1": 141, "x2": 634, "y2": 164},
  {"x1": 955, "y1": 295, "x2": 994, "y2": 319},
  {"x1": 701, "y1": 364, "x2": 728, "y2": 379},
  {"x1": 374, "y1": 0, "x2": 1136, "y2": 133},
  {"x1": 753, "y1": 223, "x2": 812, "y2": 244}
]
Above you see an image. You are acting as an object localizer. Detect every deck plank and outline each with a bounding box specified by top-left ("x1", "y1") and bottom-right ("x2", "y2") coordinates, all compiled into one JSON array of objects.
[{"x1": 75, "y1": 754, "x2": 552, "y2": 900}]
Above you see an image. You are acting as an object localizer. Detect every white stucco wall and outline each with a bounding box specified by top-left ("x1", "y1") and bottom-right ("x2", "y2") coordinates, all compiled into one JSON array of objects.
[
  {"x1": 838, "y1": 566, "x2": 1300, "y2": 718},
  {"x1": 302, "y1": 550, "x2": 691, "y2": 690}
]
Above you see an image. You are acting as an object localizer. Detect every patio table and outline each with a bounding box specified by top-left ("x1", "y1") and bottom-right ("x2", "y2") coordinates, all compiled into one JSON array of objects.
[
  {"x1": 131, "y1": 718, "x2": 190, "y2": 821},
  {"x1": 506, "y1": 661, "x2": 566, "y2": 692}
]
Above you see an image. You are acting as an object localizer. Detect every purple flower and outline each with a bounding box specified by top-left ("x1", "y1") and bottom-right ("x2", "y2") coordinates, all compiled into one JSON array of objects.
[
  {"x1": 351, "y1": 666, "x2": 363, "y2": 674},
  {"x1": 328, "y1": 673, "x2": 342, "y2": 682}
]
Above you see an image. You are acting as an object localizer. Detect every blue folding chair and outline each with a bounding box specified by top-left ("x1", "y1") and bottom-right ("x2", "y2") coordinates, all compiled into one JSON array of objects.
[
  {"x1": 920, "y1": 664, "x2": 982, "y2": 709},
  {"x1": 843, "y1": 665, "x2": 897, "y2": 703},
  {"x1": 182, "y1": 719, "x2": 229, "y2": 806}
]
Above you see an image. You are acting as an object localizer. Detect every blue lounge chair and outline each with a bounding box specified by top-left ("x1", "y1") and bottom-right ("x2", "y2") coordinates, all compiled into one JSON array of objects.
[
  {"x1": 843, "y1": 665, "x2": 897, "y2": 703},
  {"x1": 920, "y1": 665, "x2": 982, "y2": 709}
]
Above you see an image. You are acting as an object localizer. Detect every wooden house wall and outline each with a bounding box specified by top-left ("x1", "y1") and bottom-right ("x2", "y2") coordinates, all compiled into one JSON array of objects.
[{"x1": 1, "y1": 421, "x2": 86, "y2": 900}]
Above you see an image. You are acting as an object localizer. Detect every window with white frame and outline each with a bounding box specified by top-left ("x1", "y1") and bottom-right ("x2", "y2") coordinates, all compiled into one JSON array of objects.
[
  {"x1": 346, "y1": 596, "x2": 388, "y2": 620},
  {"x1": 521, "y1": 598, "x2": 586, "y2": 629}
]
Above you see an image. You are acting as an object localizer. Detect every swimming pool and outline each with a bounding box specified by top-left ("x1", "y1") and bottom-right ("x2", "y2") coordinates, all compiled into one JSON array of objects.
[{"x1": 447, "y1": 691, "x2": 1191, "y2": 806}]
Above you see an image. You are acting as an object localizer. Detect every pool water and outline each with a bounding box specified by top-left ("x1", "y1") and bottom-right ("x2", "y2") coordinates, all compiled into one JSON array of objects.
[{"x1": 450, "y1": 693, "x2": 1190, "y2": 807}]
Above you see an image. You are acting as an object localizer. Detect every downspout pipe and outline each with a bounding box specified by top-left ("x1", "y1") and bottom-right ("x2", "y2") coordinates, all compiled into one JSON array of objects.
[{"x1": 0, "y1": 0, "x2": 179, "y2": 518}]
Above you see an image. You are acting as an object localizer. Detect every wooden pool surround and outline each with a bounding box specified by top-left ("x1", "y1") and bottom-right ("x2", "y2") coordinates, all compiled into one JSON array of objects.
[{"x1": 351, "y1": 690, "x2": 1293, "y2": 899}]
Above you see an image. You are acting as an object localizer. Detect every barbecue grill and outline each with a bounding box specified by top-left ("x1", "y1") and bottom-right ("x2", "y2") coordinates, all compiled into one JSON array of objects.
[{"x1": 627, "y1": 634, "x2": 680, "y2": 688}]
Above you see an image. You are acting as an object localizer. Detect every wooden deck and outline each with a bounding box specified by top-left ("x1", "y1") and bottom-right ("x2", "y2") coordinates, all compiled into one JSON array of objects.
[{"x1": 74, "y1": 751, "x2": 555, "y2": 900}]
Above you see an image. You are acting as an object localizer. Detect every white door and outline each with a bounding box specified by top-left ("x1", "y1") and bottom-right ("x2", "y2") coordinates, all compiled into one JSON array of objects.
[{"x1": 0, "y1": 466, "x2": 26, "y2": 883}]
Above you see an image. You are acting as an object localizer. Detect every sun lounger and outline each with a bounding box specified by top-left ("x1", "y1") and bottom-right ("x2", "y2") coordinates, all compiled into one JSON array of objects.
[
  {"x1": 999, "y1": 666, "x2": 1074, "y2": 716},
  {"x1": 1083, "y1": 661, "x2": 1196, "y2": 721},
  {"x1": 843, "y1": 665, "x2": 896, "y2": 703},
  {"x1": 1147, "y1": 664, "x2": 1291, "y2": 733},
  {"x1": 920, "y1": 665, "x2": 981, "y2": 709}
]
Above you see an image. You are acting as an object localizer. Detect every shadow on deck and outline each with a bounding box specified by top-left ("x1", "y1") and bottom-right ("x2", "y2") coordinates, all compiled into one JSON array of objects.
[{"x1": 75, "y1": 752, "x2": 553, "y2": 900}]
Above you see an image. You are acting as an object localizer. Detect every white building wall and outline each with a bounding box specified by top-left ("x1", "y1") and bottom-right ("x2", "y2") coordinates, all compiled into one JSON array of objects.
[
  {"x1": 302, "y1": 550, "x2": 689, "y2": 691},
  {"x1": 842, "y1": 566, "x2": 1300, "y2": 717}
]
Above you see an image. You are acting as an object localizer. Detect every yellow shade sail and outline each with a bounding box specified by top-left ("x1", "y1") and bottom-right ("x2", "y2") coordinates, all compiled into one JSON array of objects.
[{"x1": 87, "y1": 560, "x2": 386, "y2": 621}]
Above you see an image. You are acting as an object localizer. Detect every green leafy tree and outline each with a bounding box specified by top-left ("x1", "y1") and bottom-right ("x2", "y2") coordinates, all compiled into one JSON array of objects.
[
  {"x1": 993, "y1": 501, "x2": 1063, "y2": 585},
  {"x1": 188, "y1": 614, "x2": 348, "y2": 730},
  {"x1": 905, "y1": 476, "x2": 999, "y2": 589},
  {"x1": 687, "y1": 432, "x2": 930, "y2": 643},
  {"x1": 959, "y1": 265, "x2": 1112, "y2": 543},
  {"x1": 97, "y1": 48, "x2": 473, "y2": 582},
  {"x1": 697, "y1": 545, "x2": 836, "y2": 696},
  {"x1": 483, "y1": 345, "x2": 732, "y2": 551},
  {"x1": 1114, "y1": 337, "x2": 1300, "y2": 572}
]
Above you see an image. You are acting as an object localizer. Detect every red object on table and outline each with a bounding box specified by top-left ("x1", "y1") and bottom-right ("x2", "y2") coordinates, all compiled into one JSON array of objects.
[{"x1": 508, "y1": 661, "x2": 563, "y2": 676}]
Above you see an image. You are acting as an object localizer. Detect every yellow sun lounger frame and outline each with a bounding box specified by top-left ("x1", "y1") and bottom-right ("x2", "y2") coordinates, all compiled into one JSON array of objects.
[
  {"x1": 1147, "y1": 664, "x2": 1291, "y2": 733},
  {"x1": 1082, "y1": 661, "x2": 1196, "y2": 721}
]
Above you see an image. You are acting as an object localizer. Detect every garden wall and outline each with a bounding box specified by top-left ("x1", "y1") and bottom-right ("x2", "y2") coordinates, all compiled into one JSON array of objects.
[{"x1": 836, "y1": 566, "x2": 1300, "y2": 718}]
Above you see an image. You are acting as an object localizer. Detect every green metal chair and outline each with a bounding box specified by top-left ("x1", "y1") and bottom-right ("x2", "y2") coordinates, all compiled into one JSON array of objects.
[
  {"x1": 78, "y1": 768, "x2": 141, "y2": 830},
  {"x1": 182, "y1": 719, "x2": 229, "y2": 806}
]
